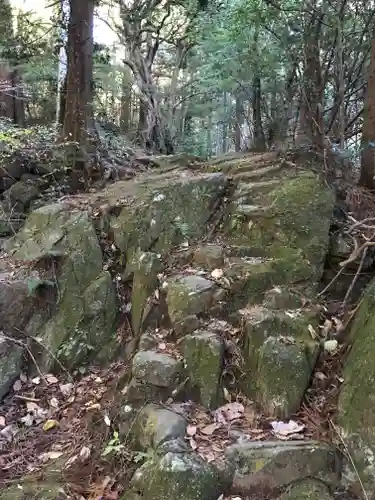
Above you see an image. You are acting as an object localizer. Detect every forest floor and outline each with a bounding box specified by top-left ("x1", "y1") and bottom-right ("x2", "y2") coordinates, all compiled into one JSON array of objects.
[{"x1": 0, "y1": 124, "x2": 373, "y2": 499}]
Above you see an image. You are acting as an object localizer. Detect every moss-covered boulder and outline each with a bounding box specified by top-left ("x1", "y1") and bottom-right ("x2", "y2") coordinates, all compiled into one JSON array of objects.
[
  {"x1": 130, "y1": 452, "x2": 230, "y2": 500},
  {"x1": 128, "y1": 250, "x2": 164, "y2": 335},
  {"x1": 3, "y1": 204, "x2": 118, "y2": 370},
  {"x1": 55, "y1": 270, "x2": 118, "y2": 368},
  {"x1": 223, "y1": 257, "x2": 276, "y2": 308},
  {"x1": 194, "y1": 244, "x2": 225, "y2": 269},
  {"x1": 227, "y1": 440, "x2": 340, "y2": 498},
  {"x1": 180, "y1": 331, "x2": 224, "y2": 409},
  {"x1": 4, "y1": 179, "x2": 40, "y2": 211},
  {"x1": 0, "y1": 462, "x2": 67, "y2": 500},
  {"x1": 277, "y1": 479, "x2": 334, "y2": 500},
  {"x1": 132, "y1": 403, "x2": 187, "y2": 450},
  {"x1": 0, "y1": 334, "x2": 24, "y2": 400},
  {"x1": 132, "y1": 350, "x2": 184, "y2": 387},
  {"x1": 110, "y1": 172, "x2": 227, "y2": 260},
  {"x1": 337, "y1": 277, "x2": 375, "y2": 496},
  {"x1": 240, "y1": 306, "x2": 319, "y2": 418},
  {"x1": 166, "y1": 274, "x2": 223, "y2": 327},
  {"x1": 263, "y1": 286, "x2": 304, "y2": 310},
  {"x1": 225, "y1": 170, "x2": 334, "y2": 288},
  {"x1": 0, "y1": 481, "x2": 65, "y2": 500}
]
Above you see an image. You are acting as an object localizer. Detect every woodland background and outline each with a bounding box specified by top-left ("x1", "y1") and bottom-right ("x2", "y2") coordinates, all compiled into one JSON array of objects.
[{"x1": 1, "y1": 0, "x2": 375, "y2": 188}]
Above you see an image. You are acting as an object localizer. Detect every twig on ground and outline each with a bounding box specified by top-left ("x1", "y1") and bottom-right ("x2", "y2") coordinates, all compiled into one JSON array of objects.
[
  {"x1": 318, "y1": 264, "x2": 346, "y2": 297},
  {"x1": 342, "y1": 247, "x2": 368, "y2": 309},
  {"x1": 347, "y1": 216, "x2": 375, "y2": 232},
  {"x1": 330, "y1": 419, "x2": 369, "y2": 500},
  {"x1": 340, "y1": 239, "x2": 375, "y2": 268},
  {"x1": 13, "y1": 394, "x2": 41, "y2": 403}
]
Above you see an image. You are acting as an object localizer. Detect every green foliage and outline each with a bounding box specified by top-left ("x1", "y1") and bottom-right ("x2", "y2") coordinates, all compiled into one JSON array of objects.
[
  {"x1": 0, "y1": 118, "x2": 58, "y2": 165},
  {"x1": 102, "y1": 431, "x2": 126, "y2": 457}
]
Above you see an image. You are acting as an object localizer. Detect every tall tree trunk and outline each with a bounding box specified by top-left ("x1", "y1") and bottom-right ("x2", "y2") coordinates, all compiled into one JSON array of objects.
[
  {"x1": 137, "y1": 98, "x2": 147, "y2": 147},
  {"x1": 235, "y1": 93, "x2": 244, "y2": 151},
  {"x1": 207, "y1": 110, "x2": 213, "y2": 157},
  {"x1": 61, "y1": 0, "x2": 94, "y2": 190},
  {"x1": 296, "y1": 10, "x2": 324, "y2": 149},
  {"x1": 222, "y1": 91, "x2": 228, "y2": 153},
  {"x1": 252, "y1": 75, "x2": 266, "y2": 151},
  {"x1": 120, "y1": 67, "x2": 132, "y2": 132},
  {"x1": 56, "y1": 0, "x2": 69, "y2": 127},
  {"x1": 359, "y1": 38, "x2": 375, "y2": 190}
]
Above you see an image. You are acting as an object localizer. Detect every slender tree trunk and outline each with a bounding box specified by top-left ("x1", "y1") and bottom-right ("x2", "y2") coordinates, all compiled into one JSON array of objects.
[
  {"x1": 359, "y1": 38, "x2": 375, "y2": 190},
  {"x1": 295, "y1": 10, "x2": 324, "y2": 149},
  {"x1": 120, "y1": 67, "x2": 132, "y2": 132},
  {"x1": 61, "y1": 0, "x2": 94, "y2": 190},
  {"x1": 56, "y1": 0, "x2": 69, "y2": 127},
  {"x1": 222, "y1": 91, "x2": 228, "y2": 153},
  {"x1": 207, "y1": 110, "x2": 212, "y2": 156},
  {"x1": 252, "y1": 75, "x2": 266, "y2": 151},
  {"x1": 235, "y1": 93, "x2": 244, "y2": 151},
  {"x1": 137, "y1": 98, "x2": 147, "y2": 147}
]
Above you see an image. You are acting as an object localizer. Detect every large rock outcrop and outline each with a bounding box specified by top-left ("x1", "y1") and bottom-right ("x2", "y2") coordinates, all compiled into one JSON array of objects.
[
  {"x1": 0, "y1": 150, "x2": 346, "y2": 500},
  {"x1": 337, "y1": 277, "x2": 375, "y2": 497}
]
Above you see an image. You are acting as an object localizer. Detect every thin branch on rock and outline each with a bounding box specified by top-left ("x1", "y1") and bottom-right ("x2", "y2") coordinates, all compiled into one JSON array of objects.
[{"x1": 342, "y1": 246, "x2": 368, "y2": 309}]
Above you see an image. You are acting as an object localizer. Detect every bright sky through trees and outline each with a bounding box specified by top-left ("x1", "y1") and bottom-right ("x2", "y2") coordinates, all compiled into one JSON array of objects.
[{"x1": 10, "y1": 0, "x2": 116, "y2": 45}]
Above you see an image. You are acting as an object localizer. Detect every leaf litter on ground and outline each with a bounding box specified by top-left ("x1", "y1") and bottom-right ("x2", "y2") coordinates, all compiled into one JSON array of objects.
[{"x1": 0, "y1": 360, "x2": 133, "y2": 498}]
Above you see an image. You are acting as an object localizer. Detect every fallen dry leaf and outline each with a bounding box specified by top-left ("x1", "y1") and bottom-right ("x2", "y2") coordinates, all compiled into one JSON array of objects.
[
  {"x1": 80, "y1": 446, "x2": 91, "y2": 460},
  {"x1": 13, "y1": 379, "x2": 22, "y2": 392},
  {"x1": 26, "y1": 401, "x2": 40, "y2": 412},
  {"x1": 200, "y1": 423, "x2": 221, "y2": 436},
  {"x1": 50, "y1": 397, "x2": 59, "y2": 409},
  {"x1": 46, "y1": 375, "x2": 59, "y2": 385},
  {"x1": 43, "y1": 419, "x2": 59, "y2": 431},
  {"x1": 186, "y1": 424, "x2": 197, "y2": 436},
  {"x1": 270, "y1": 420, "x2": 305, "y2": 437},
  {"x1": 0, "y1": 416, "x2": 6, "y2": 427},
  {"x1": 39, "y1": 451, "x2": 64, "y2": 462},
  {"x1": 59, "y1": 383, "x2": 74, "y2": 397},
  {"x1": 189, "y1": 437, "x2": 198, "y2": 450},
  {"x1": 215, "y1": 402, "x2": 244, "y2": 424}
]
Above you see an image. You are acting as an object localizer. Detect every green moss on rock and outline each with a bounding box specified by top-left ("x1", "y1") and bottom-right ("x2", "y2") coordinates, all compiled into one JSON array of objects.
[
  {"x1": 111, "y1": 173, "x2": 227, "y2": 260},
  {"x1": 4, "y1": 205, "x2": 118, "y2": 371},
  {"x1": 166, "y1": 275, "x2": 219, "y2": 326},
  {"x1": 131, "y1": 452, "x2": 230, "y2": 500},
  {"x1": 181, "y1": 332, "x2": 224, "y2": 409},
  {"x1": 277, "y1": 479, "x2": 333, "y2": 500},
  {"x1": 129, "y1": 251, "x2": 164, "y2": 335},
  {"x1": 241, "y1": 306, "x2": 319, "y2": 418},
  {"x1": 226, "y1": 171, "x2": 334, "y2": 286},
  {"x1": 337, "y1": 277, "x2": 375, "y2": 495}
]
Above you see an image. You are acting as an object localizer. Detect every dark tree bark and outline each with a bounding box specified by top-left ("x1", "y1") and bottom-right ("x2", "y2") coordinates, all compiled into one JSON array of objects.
[
  {"x1": 296, "y1": 9, "x2": 324, "y2": 150},
  {"x1": 120, "y1": 70, "x2": 132, "y2": 133},
  {"x1": 61, "y1": 0, "x2": 94, "y2": 190},
  {"x1": 359, "y1": 38, "x2": 375, "y2": 190},
  {"x1": 252, "y1": 75, "x2": 266, "y2": 151},
  {"x1": 234, "y1": 93, "x2": 244, "y2": 151}
]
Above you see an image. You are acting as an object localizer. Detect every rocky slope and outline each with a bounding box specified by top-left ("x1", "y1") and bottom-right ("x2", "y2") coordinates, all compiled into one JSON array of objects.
[{"x1": 0, "y1": 150, "x2": 373, "y2": 500}]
